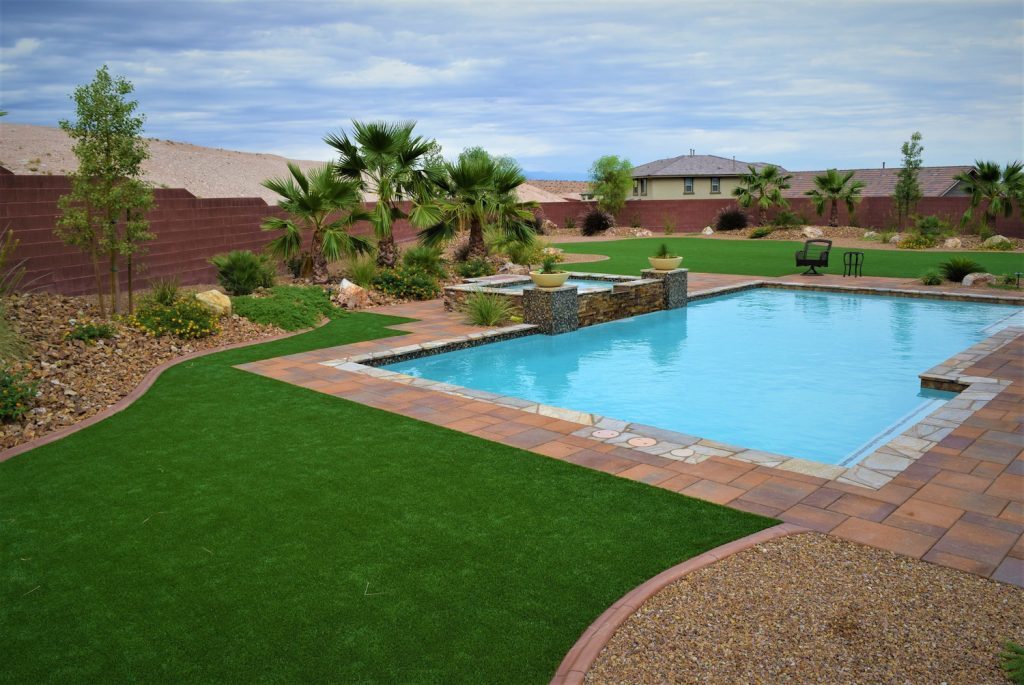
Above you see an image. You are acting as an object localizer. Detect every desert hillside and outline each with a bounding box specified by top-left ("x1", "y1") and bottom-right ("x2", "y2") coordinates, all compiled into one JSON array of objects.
[{"x1": 0, "y1": 122, "x2": 568, "y2": 205}]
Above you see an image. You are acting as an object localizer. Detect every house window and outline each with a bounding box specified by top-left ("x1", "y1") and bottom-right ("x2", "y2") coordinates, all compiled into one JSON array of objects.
[
  {"x1": 684, "y1": 177, "x2": 694, "y2": 194},
  {"x1": 640, "y1": 178, "x2": 647, "y2": 196},
  {"x1": 632, "y1": 180, "x2": 639, "y2": 197},
  {"x1": 711, "y1": 177, "x2": 720, "y2": 194}
]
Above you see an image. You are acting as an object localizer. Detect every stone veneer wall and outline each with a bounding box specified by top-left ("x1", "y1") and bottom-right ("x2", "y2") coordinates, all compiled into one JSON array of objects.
[{"x1": 577, "y1": 281, "x2": 665, "y2": 327}]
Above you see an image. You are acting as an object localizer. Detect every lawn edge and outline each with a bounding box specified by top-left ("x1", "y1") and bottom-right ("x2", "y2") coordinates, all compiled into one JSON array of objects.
[
  {"x1": 550, "y1": 522, "x2": 808, "y2": 685},
  {"x1": 0, "y1": 320, "x2": 329, "y2": 464}
]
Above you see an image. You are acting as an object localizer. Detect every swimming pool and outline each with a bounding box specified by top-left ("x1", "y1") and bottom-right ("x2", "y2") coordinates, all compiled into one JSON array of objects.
[
  {"x1": 385, "y1": 290, "x2": 1020, "y2": 465},
  {"x1": 499, "y1": 278, "x2": 615, "y2": 293}
]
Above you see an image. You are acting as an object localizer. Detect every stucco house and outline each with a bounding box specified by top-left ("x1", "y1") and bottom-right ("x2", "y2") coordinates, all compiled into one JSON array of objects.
[{"x1": 629, "y1": 151, "x2": 779, "y2": 200}]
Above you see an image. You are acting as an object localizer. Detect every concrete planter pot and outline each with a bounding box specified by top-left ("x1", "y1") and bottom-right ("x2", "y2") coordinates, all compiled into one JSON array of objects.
[
  {"x1": 529, "y1": 271, "x2": 570, "y2": 289},
  {"x1": 647, "y1": 256, "x2": 683, "y2": 271}
]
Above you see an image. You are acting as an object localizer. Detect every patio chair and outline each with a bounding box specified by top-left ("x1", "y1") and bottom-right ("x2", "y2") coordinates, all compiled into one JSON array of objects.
[
  {"x1": 843, "y1": 251, "x2": 864, "y2": 277},
  {"x1": 795, "y1": 239, "x2": 832, "y2": 275}
]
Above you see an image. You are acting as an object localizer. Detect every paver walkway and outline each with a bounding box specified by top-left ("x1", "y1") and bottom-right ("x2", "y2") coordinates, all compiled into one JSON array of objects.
[{"x1": 240, "y1": 273, "x2": 1024, "y2": 586}]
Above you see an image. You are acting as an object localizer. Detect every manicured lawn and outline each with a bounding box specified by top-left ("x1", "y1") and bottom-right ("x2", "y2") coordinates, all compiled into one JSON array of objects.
[
  {"x1": 1, "y1": 312, "x2": 774, "y2": 684},
  {"x1": 556, "y1": 237, "x2": 1024, "y2": 278}
]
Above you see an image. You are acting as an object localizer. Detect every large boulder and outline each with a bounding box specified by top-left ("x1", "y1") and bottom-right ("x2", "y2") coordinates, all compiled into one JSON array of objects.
[
  {"x1": 334, "y1": 279, "x2": 371, "y2": 309},
  {"x1": 982, "y1": 234, "x2": 1013, "y2": 250},
  {"x1": 195, "y1": 289, "x2": 231, "y2": 317},
  {"x1": 962, "y1": 272, "x2": 996, "y2": 287},
  {"x1": 701, "y1": 226, "x2": 714, "y2": 235},
  {"x1": 801, "y1": 226, "x2": 825, "y2": 239},
  {"x1": 863, "y1": 231, "x2": 878, "y2": 239},
  {"x1": 943, "y1": 237, "x2": 962, "y2": 249},
  {"x1": 888, "y1": 233, "x2": 902, "y2": 244},
  {"x1": 540, "y1": 219, "x2": 558, "y2": 234}
]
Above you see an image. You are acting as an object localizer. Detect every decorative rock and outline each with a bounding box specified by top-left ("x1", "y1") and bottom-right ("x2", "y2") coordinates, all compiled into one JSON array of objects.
[
  {"x1": 943, "y1": 237, "x2": 962, "y2": 249},
  {"x1": 701, "y1": 226, "x2": 714, "y2": 235},
  {"x1": 863, "y1": 230, "x2": 878, "y2": 239},
  {"x1": 982, "y1": 234, "x2": 1012, "y2": 249},
  {"x1": 541, "y1": 247, "x2": 564, "y2": 255},
  {"x1": 888, "y1": 233, "x2": 902, "y2": 244},
  {"x1": 334, "y1": 279, "x2": 371, "y2": 309},
  {"x1": 961, "y1": 272, "x2": 996, "y2": 287},
  {"x1": 498, "y1": 261, "x2": 529, "y2": 275},
  {"x1": 195, "y1": 289, "x2": 232, "y2": 317},
  {"x1": 540, "y1": 219, "x2": 557, "y2": 234},
  {"x1": 633, "y1": 228, "x2": 654, "y2": 238},
  {"x1": 801, "y1": 226, "x2": 824, "y2": 239}
]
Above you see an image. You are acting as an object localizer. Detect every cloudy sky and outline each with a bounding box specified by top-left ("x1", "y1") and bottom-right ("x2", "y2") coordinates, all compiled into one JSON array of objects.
[{"x1": 1, "y1": 0, "x2": 1021, "y2": 179}]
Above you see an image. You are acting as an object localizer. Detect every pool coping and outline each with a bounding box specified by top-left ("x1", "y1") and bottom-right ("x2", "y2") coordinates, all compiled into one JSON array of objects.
[{"x1": 319, "y1": 282, "x2": 1024, "y2": 490}]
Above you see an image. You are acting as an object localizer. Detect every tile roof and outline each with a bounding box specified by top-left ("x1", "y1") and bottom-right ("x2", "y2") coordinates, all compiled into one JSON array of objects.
[
  {"x1": 515, "y1": 182, "x2": 572, "y2": 203},
  {"x1": 782, "y1": 166, "x2": 973, "y2": 198},
  {"x1": 632, "y1": 154, "x2": 780, "y2": 178},
  {"x1": 527, "y1": 179, "x2": 592, "y2": 201}
]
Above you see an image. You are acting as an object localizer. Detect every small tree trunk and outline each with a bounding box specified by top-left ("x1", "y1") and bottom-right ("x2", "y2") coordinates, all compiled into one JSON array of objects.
[
  {"x1": 376, "y1": 234, "x2": 399, "y2": 268},
  {"x1": 109, "y1": 248, "x2": 120, "y2": 315},
  {"x1": 758, "y1": 205, "x2": 767, "y2": 226},
  {"x1": 91, "y1": 250, "x2": 106, "y2": 318},
  {"x1": 467, "y1": 220, "x2": 487, "y2": 259},
  {"x1": 829, "y1": 200, "x2": 839, "y2": 227},
  {"x1": 127, "y1": 253, "x2": 134, "y2": 314},
  {"x1": 310, "y1": 231, "x2": 329, "y2": 282}
]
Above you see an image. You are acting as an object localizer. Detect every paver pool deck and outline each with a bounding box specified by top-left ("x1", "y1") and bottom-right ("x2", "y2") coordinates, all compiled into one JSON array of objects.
[{"x1": 240, "y1": 273, "x2": 1024, "y2": 586}]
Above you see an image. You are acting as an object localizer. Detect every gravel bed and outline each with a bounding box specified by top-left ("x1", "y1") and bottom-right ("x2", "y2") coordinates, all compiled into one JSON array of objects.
[
  {"x1": 586, "y1": 533, "x2": 1023, "y2": 684},
  {"x1": 0, "y1": 292, "x2": 284, "y2": 450}
]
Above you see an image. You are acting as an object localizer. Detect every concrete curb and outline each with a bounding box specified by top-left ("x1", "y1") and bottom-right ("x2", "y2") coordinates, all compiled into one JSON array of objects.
[{"x1": 550, "y1": 523, "x2": 808, "y2": 685}]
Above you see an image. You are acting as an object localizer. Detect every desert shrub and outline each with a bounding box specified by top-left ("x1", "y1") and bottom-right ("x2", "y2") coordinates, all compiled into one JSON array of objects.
[
  {"x1": 539, "y1": 253, "x2": 562, "y2": 274},
  {"x1": 750, "y1": 226, "x2": 775, "y2": 239},
  {"x1": 130, "y1": 295, "x2": 219, "y2": 339},
  {"x1": 504, "y1": 240, "x2": 545, "y2": 267},
  {"x1": 581, "y1": 209, "x2": 614, "y2": 236},
  {"x1": 402, "y1": 245, "x2": 447, "y2": 279},
  {"x1": 999, "y1": 273, "x2": 1021, "y2": 287},
  {"x1": 629, "y1": 215, "x2": 642, "y2": 228},
  {"x1": 715, "y1": 206, "x2": 748, "y2": 231},
  {"x1": 451, "y1": 239, "x2": 473, "y2": 262},
  {"x1": 0, "y1": 227, "x2": 26, "y2": 297},
  {"x1": 771, "y1": 210, "x2": 804, "y2": 228},
  {"x1": 0, "y1": 316, "x2": 24, "y2": 362},
  {"x1": 938, "y1": 256, "x2": 985, "y2": 283},
  {"x1": 66, "y1": 321, "x2": 117, "y2": 344},
  {"x1": 563, "y1": 215, "x2": 577, "y2": 230},
  {"x1": 373, "y1": 266, "x2": 442, "y2": 300},
  {"x1": 1003, "y1": 641, "x2": 1024, "y2": 685},
  {"x1": 662, "y1": 216, "x2": 677, "y2": 235},
  {"x1": 285, "y1": 254, "x2": 311, "y2": 279},
  {"x1": 914, "y1": 214, "x2": 949, "y2": 237},
  {"x1": 455, "y1": 258, "x2": 495, "y2": 279},
  {"x1": 653, "y1": 243, "x2": 677, "y2": 258},
  {"x1": 898, "y1": 234, "x2": 937, "y2": 249},
  {"x1": 463, "y1": 292, "x2": 514, "y2": 326},
  {"x1": 232, "y1": 285, "x2": 335, "y2": 331},
  {"x1": 210, "y1": 250, "x2": 275, "y2": 296},
  {"x1": 148, "y1": 277, "x2": 180, "y2": 306},
  {"x1": 919, "y1": 270, "x2": 943, "y2": 285},
  {"x1": 346, "y1": 255, "x2": 377, "y2": 288},
  {"x1": 977, "y1": 224, "x2": 995, "y2": 241},
  {"x1": 877, "y1": 231, "x2": 897, "y2": 244},
  {"x1": 0, "y1": 366, "x2": 36, "y2": 422}
]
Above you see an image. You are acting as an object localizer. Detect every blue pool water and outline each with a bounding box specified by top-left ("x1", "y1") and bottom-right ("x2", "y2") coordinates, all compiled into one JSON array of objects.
[
  {"x1": 385, "y1": 290, "x2": 1020, "y2": 464},
  {"x1": 498, "y1": 278, "x2": 615, "y2": 293}
]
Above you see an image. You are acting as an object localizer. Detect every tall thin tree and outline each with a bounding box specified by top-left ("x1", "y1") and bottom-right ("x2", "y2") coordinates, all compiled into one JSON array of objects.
[{"x1": 893, "y1": 131, "x2": 923, "y2": 229}]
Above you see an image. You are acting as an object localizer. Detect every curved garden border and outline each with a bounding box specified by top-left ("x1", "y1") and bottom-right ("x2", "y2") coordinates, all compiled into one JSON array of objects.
[
  {"x1": 0, "y1": 323, "x2": 322, "y2": 464},
  {"x1": 550, "y1": 522, "x2": 808, "y2": 685}
]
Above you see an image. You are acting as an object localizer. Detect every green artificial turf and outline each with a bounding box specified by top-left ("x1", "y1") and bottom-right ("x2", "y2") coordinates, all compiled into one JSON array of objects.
[
  {"x1": 1, "y1": 312, "x2": 774, "y2": 684},
  {"x1": 231, "y1": 285, "x2": 336, "y2": 331},
  {"x1": 556, "y1": 237, "x2": 1024, "y2": 278}
]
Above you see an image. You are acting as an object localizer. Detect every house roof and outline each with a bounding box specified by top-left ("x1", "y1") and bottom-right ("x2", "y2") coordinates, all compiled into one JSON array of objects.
[
  {"x1": 782, "y1": 166, "x2": 973, "y2": 198},
  {"x1": 527, "y1": 179, "x2": 592, "y2": 201},
  {"x1": 515, "y1": 182, "x2": 572, "y2": 203},
  {"x1": 632, "y1": 154, "x2": 780, "y2": 178}
]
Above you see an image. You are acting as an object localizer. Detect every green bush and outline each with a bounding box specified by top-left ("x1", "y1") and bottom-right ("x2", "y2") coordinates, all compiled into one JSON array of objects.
[
  {"x1": 750, "y1": 226, "x2": 775, "y2": 239},
  {"x1": 372, "y1": 266, "x2": 442, "y2": 300},
  {"x1": 999, "y1": 273, "x2": 1021, "y2": 287},
  {"x1": 581, "y1": 209, "x2": 614, "y2": 236},
  {"x1": 233, "y1": 285, "x2": 335, "y2": 331},
  {"x1": 654, "y1": 243, "x2": 677, "y2": 258},
  {"x1": 66, "y1": 321, "x2": 117, "y2": 344},
  {"x1": 938, "y1": 256, "x2": 985, "y2": 283},
  {"x1": 463, "y1": 292, "x2": 514, "y2": 326},
  {"x1": 455, "y1": 258, "x2": 495, "y2": 279},
  {"x1": 499, "y1": 238, "x2": 545, "y2": 267},
  {"x1": 877, "y1": 231, "x2": 896, "y2": 244},
  {"x1": 715, "y1": 206, "x2": 748, "y2": 231},
  {"x1": 346, "y1": 256, "x2": 377, "y2": 288},
  {"x1": 914, "y1": 214, "x2": 949, "y2": 237},
  {"x1": 898, "y1": 234, "x2": 937, "y2": 249},
  {"x1": 402, "y1": 245, "x2": 447, "y2": 278},
  {"x1": 977, "y1": 224, "x2": 995, "y2": 241},
  {"x1": 210, "y1": 250, "x2": 276, "y2": 296},
  {"x1": 919, "y1": 270, "x2": 943, "y2": 285},
  {"x1": 130, "y1": 295, "x2": 219, "y2": 339},
  {"x1": 148, "y1": 277, "x2": 180, "y2": 306},
  {"x1": 770, "y1": 210, "x2": 804, "y2": 228},
  {"x1": 1003, "y1": 641, "x2": 1024, "y2": 685},
  {"x1": 0, "y1": 314, "x2": 24, "y2": 362},
  {"x1": 0, "y1": 366, "x2": 36, "y2": 422},
  {"x1": 563, "y1": 215, "x2": 577, "y2": 230}
]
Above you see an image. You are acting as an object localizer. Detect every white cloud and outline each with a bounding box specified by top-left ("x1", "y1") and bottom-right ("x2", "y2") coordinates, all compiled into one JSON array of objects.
[{"x1": 1, "y1": 37, "x2": 41, "y2": 58}]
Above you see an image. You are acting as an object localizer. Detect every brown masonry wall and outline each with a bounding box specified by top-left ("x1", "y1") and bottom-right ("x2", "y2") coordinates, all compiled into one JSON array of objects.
[
  {"x1": 535, "y1": 197, "x2": 1024, "y2": 237},
  {"x1": 577, "y1": 281, "x2": 665, "y2": 327}
]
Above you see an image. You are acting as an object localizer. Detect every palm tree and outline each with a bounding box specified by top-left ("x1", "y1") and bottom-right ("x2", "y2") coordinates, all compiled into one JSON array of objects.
[
  {"x1": 732, "y1": 164, "x2": 792, "y2": 225},
  {"x1": 953, "y1": 160, "x2": 1024, "y2": 232},
  {"x1": 324, "y1": 120, "x2": 440, "y2": 268},
  {"x1": 261, "y1": 163, "x2": 372, "y2": 282},
  {"x1": 416, "y1": 148, "x2": 537, "y2": 258},
  {"x1": 805, "y1": 169, "x2": 865, "y2": 227}
]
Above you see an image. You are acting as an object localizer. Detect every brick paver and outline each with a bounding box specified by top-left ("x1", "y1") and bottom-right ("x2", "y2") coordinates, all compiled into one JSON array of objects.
[{"x1": 238, "y1": 273, "x2": 1024, "y2": 586}]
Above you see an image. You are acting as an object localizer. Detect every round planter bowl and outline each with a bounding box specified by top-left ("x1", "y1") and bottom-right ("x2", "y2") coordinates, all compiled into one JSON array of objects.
[
  {"x1": 648, "y1": 256, "x2": 683, "y2": 271},
  {"x1": 529, "y1": 271, "x2": 570, "y2": 289}
]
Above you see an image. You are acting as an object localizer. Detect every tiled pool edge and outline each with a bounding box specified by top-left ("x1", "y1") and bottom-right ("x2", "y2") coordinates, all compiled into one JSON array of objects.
[{"x1": 319, "y1": 282, "x2": 1024, "y2": 491}]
